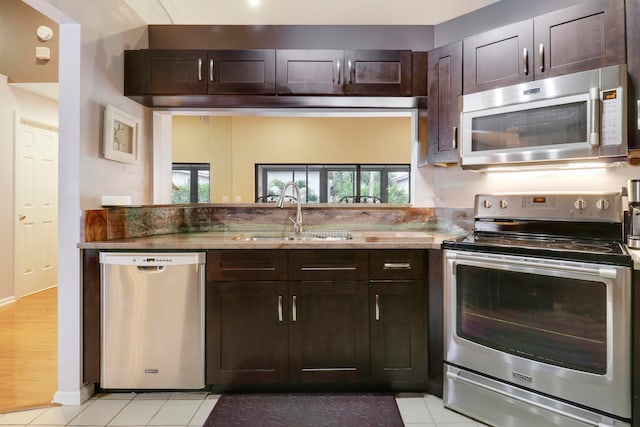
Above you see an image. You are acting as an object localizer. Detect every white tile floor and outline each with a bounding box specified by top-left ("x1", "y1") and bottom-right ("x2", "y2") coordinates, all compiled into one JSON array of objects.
[{"x1": 0, "y1": 392, "x2": 484, "y2": 426}]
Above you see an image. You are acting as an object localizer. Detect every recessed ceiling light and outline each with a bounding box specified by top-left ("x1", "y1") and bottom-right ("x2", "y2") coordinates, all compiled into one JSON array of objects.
[{"x1": 248, "y1": 0, "x2": 260, "y2": 7}]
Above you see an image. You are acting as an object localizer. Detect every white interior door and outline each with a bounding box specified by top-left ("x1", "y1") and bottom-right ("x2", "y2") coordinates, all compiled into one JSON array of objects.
[{"x1": 14, "y1": 115, "x2": 58, "y2": 298}]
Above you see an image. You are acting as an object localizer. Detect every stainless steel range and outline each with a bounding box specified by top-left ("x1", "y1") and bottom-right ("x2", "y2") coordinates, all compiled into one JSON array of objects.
[{"x1": 442, "y1": 192, "x2": 633, "y2": 427}]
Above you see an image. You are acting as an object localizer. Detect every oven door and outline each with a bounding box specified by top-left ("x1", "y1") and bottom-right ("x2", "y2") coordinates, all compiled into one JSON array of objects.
[{"x1": 443, "y1": 249, "x2": 631, "y2": 419}]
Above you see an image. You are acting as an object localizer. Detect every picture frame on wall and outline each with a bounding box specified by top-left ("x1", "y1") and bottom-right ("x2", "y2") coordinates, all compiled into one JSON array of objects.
[{"x1": 103, "y1": 105, "x2": 139, "y2": 164}]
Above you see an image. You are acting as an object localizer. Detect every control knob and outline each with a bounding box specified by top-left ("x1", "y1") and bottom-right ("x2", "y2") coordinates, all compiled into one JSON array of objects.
[
  {"x1": 482, "y1": 199, "x2": 492, "y2": 209},
  {"x1": 499, "y1": 200, "x2": 509, "y2": 209},
  {"x1": 595, "y1": 199, "x2": 610, "y2": 210},
  {"x1": 574, "y1": 199, "x2": 587, "y2": 210}
]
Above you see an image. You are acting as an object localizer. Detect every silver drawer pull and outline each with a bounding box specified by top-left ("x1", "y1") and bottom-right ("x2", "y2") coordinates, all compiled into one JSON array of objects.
[
  {"x1": 539, "y1": 43, "x2": 544, "y2": 72},
  {"x1": 375, "y1": 294, "x2": 380, "y2": 321},
  {"x1": 278, "y1": 295, "x2": 283, "y2": 322},
  {"x1": 198, "y1": 58, "x2": 203, "y2": 81},
  {"x1": 209, "y1": 59, "x2": 214, "y2": 82},
  {"x1": 292, "y1": 295, "x2": 297, "y2": 322},
  {"x1": 300, "y1": 266, "x2": 356, "y2": 271},
  {"x1": 383, "y1": 262, "x2": 411, "y2": 270},
  {"x1": 523, "y1": 47, "x2": 528, "y2": 75}
]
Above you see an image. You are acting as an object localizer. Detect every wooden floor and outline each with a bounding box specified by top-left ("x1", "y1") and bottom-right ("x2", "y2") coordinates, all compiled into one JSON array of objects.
[{"x1": 0, "y1": 287, "x2": 58, "y2": 413}]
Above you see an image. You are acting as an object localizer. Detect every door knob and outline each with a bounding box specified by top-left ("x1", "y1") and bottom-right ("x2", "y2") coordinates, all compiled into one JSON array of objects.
[{"x1": 19, "y1": 214, "x2": 26, "y2": 221}]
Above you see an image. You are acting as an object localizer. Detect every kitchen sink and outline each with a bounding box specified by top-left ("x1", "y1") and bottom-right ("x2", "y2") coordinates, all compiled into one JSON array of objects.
[{"x1": 232, "y1": 230, "x2": 353, "y2": 241}]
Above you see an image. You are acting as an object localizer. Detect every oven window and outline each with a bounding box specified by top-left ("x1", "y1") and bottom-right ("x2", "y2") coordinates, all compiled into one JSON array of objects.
[
  {"x1": 471, "y1": 102, "x2": 587, "y2": 152},
  {"x1": 456, "y1": 265, "x2": 606, "y2": 374}
]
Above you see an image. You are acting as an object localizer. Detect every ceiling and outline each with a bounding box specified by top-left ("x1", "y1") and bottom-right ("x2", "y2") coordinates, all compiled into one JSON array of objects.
[{"x1": 123, "y1": 0, "x2": 501, "y2": 26}]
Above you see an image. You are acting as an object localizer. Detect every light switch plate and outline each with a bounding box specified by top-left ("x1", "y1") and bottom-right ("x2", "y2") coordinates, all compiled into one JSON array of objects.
[{"x1": 35, "y1": 46, "x2": 50, "y2": 60}]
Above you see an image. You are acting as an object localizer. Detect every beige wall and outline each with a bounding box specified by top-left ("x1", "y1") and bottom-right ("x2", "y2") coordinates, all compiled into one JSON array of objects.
[
  {"x1": 0, "y1": 0, "x2": 58, "y2": 83},
  {"x1": 173, "y1": 115, "x2": 411, "y2": 202}
]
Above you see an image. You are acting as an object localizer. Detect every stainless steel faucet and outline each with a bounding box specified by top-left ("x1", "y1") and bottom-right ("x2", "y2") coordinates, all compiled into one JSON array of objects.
[{"x1": 276, "y1": 181, "x2": 303, "y2": 233}]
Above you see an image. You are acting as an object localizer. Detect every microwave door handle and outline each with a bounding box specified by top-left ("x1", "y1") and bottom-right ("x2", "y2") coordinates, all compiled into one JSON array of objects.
[{"x1": 589, "y1": 87, "x2": 600, "y2": 146}]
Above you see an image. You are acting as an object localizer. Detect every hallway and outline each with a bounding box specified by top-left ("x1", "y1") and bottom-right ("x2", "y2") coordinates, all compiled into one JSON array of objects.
[{"x1": 0, "y1": 287, "x2": 57, "y2": 413}]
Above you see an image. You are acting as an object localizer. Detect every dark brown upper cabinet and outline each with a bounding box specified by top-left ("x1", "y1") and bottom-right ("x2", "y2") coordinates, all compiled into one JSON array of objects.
[
  {"x1": 463, "y1": 20, "x2": 534, "y2": 94},
  {"x1": 462, "y1": 0, "x2": 625, "y2": 94},
  {"x1": 626, "y1": 0, "x2": 640, "y2": 151},
  {"x1": 427, "y1": 41, "x2": 462, "y2": 165},
  {"x1": 343, "y1": 50, "x2": 412, "y2": 96},
  {"x1": 275, "y1": 49, "x2": 344, "y2": 95},
  {"x1": 124, "y1": 49, "x2": 276, "y2": 96},
  {"x1": 276, "y1": 49, "x2": 412, "y2": 96},
  {"x1": 534, "y1": 0, "x2": 625, "y2": 80}
]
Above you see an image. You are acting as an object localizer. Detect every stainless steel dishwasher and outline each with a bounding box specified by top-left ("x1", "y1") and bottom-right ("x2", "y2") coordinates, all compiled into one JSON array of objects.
[{"x1": 100, "y1": 252, "x2": 206, "y2": 389}]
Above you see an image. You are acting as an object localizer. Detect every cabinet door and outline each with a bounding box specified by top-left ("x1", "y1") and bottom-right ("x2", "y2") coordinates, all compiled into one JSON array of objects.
[
  {"x1": 427, "y1": 41, "x2": 462, "y2": 165},
  {"x1": 289, "y1": 249, "x2": 368, "y2": 281},
  {"x1": 463, "y1": 20, "x2": 533, "y2": 94},
  {"x1": 124, "y1": 50, "x2": 208, "y2": 95},
  {"x1": 289, "y1": 281, "x2": 370, "y2": 383},
  {"x1": 370, "y1": 281, "x2": 425, "y2": 385},
  {"x1": 207, "y1": 50, "x2": 275, "y2": 95},
  {"x1": 626, "y1": 0, "x2": 640, "y2": 151},
  {"x1": 82, "y1": 250, "x2": 100, "y2": 384},
  {"x1": 207, "y1": 249, "x2": 287, "y2": 282},
  {"x1": 206, "y1": 281, "x2": 288, "y2": 385},
  {"x1": 276, "y1": 50, "x2": 344, "y2": 95},
  {"x1": 534, "y1": 0, "x2": 625, "y2": 79},
  {"x1": 343, "y1": 50, "x2": 412, "y2": 96}
]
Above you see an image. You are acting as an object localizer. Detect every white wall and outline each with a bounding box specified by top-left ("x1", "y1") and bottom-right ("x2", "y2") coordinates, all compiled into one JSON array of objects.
[
  {"x1": 23, "y1": 0, "x2": 150, "y2": 406},
  {"x1": 413, "y1": 162, "x2": 640, "y2": 209},
  {"x1": 0, "y1": 77, "x2": 58, "y2": 303}
]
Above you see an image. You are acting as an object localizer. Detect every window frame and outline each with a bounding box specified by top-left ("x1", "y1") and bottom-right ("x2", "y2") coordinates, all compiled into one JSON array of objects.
[
  {"x1": 172, "y1": 162, "x2": 211, "y2": 203},
  {"x1": 256, "y1": 163, "x2": 410, "y2": 204}
]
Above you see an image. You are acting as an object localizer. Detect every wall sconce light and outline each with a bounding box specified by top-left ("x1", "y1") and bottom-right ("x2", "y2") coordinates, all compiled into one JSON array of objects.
[{"x1": 36, "y1": 25, "x2": 53, "y2": 41}]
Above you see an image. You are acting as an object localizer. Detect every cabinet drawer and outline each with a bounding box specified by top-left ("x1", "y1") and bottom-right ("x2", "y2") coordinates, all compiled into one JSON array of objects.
[
  {"x1": 289, "y1": 250, "x2": 369, "y2": 281},
  {"x1": 369, "y1": 250, "x2": 425, "y2": 280},
  {"x1": 207, "y1": 250, "x2": 287, "y2": 281}
]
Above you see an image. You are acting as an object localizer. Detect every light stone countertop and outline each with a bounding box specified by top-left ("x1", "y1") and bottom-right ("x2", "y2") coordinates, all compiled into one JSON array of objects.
[{"x1": 78, "y1": 230, "x2": 458, "y2": 250}]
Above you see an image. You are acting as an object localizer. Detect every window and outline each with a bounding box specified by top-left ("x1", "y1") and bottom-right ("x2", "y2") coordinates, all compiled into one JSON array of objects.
[
  {"x1": 172, "y1": 163, "x2": 210, "y2": 203},
  {"x1": 256, "y1": 164, "x2": 410, "y2": 204}
]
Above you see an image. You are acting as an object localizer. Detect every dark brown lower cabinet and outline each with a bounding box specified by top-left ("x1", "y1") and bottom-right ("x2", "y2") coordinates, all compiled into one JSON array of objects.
[
  {"x1": 85, "y1": 248, "x2": 430, "y2": 391},
  {"x1": 289, "y1": 281, "x2": 370, "y2": 384},
  {"x1": 205, "y1": 281, "x2": 288, "y2": 385},
  {"x1": 370, "y1": 281, "x2": 425, "y2": 385}
]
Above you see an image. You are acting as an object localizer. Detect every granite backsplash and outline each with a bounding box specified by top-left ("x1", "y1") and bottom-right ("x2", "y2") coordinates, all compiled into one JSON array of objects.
[{"x1": 82, "y1": 204, "x2": 474, "y2": 242}]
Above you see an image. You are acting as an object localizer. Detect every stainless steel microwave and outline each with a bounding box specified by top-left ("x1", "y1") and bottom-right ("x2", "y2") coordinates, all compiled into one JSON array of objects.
[{"x1": 460, "y1": 64, "x2": 627, "y2": 170}]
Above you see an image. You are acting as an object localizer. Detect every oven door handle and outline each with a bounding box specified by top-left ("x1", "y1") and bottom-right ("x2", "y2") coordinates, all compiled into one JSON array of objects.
[
  {"x1": 449, "y1": 253, "x2": 617, "y2": 279},
  {"x1": 447, "y1": 369, "x2": 614, "y2": 427}
]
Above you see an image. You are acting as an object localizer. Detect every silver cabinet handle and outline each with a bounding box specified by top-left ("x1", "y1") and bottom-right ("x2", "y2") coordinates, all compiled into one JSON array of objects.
[
  {"x1": 523, "y1": 47, "x2": 528, "y2": 75},
  {"x1": 347, "y1": 59, "x2": 353, "y2": 84},
  {"x1": 278, "y1": 295, "x2": 283, "y2": 322},
  {"x1": 375, "y1": 294, "x2": 380, "y2": 321},
  {"x1": 209, "y1": 59, "x2": 214, "y2": 82},
  {"x1": 452, "y1": 126, "x2": 458, "y2": 150},
  {"x1": 300, "y1": 266, "x2": 356, "y2": 271},
  {"x1": 292, "y1": 295, "x2": 297, "y2": 322},
  {"x1": 539, "y1": 43, "x2": 544, "y2": 72},
  {"x1": 336, "y1": 60, "x2": 341, "y2": 84},
  {"x1": 198, "y1": 58, "x2": 203, "y2": 81},
  {"x1": 383, "y1": 262, "x2": 412, "y2": 270}
]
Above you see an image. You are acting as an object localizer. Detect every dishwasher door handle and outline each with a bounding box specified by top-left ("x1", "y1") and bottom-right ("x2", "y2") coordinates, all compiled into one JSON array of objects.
[{"x1": 137, "y1": 265, "x2": 166, "y2": 272}]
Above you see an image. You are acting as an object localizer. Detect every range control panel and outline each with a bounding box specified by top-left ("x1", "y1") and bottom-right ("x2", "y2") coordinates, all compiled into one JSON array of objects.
[{"x1": 474, "y1": 193, "x2": 622, "y2": 222}]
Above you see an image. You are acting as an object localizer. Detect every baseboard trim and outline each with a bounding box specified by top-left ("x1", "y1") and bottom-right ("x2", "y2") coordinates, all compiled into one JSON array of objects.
[
  {"x1": 0, "y1": 295, "x2": 16, "y2": 308},
  {"x1": 53, "y1": 383, "x2": 95, "y2": 406}
]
